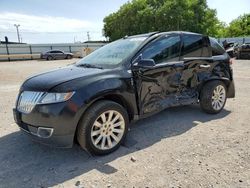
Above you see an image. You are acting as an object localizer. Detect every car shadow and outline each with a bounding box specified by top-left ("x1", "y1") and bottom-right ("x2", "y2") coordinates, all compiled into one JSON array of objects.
[{"x1": 0, "y1": 105, "x2": 231, "y2": 188}]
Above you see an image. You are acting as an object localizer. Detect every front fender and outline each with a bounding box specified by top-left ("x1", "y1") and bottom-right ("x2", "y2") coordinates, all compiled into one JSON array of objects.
[{"x1": 53, "y1": 75, "x2": 137, "y2": 133}]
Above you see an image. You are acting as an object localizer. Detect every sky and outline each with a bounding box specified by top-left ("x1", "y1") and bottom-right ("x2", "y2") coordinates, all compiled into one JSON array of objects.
[{"x1": 0, "y1": 0, "x2": 249, "y2": 44}]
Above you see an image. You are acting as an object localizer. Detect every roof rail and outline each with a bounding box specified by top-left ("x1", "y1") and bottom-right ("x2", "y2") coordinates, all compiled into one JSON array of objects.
[{"x1": 124, "y1": 31, "x2": 159, "y2": 39}]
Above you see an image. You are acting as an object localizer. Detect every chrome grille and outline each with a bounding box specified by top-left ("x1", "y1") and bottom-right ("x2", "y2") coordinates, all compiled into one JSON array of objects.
[{"x1": 17, "y1": 91, "x2": 44, "y2": 113}]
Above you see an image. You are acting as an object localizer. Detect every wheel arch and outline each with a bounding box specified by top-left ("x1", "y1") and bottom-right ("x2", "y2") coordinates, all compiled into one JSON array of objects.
[
  {"x1": 100, "y1": 94, "x2": 135, "y2": 121},
  {"x1": 73, "y1": 93, "x2": 135, "y2": 142},
  {"x1": 198, "y1": 77, "x2": 231, "y2": 98}
]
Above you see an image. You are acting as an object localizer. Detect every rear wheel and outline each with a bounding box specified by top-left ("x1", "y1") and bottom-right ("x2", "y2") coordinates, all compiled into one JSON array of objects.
[
  {"x1": 66, "y1": 55, "x2": 72, "y2": 59},
  {"x1": 200, "y1": 81, "x2": 227, "y2": 114},
  {"x1": 47, "y1": 56, "x2": 53, "y2": 61},
  {"x1": 77, "y1": 100, "x2": 128, "y2": 155}
]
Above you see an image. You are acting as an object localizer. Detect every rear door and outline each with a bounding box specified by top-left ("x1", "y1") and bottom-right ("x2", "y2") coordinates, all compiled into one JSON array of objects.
[
  {"x1": 180, "y1": 34, "x2": 213, "y2": 92},
  {"x1": 132, "y1": 34, "x2": 185, "y2": 115}
]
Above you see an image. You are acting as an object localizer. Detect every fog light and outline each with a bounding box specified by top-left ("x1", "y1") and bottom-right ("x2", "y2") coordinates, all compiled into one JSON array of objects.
[{"x1": 37, "y1": 127, "x2": 54, "y2": 138}]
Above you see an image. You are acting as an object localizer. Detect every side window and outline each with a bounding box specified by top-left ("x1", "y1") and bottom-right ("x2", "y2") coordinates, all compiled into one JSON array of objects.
[
  {"x1": 141, "y1": 35, "x2": 181, "y2": 64},
  {"x1": 181, "y1": 34, "x2": 203, "y2": 57},
  {"x1": 209, "y1": 37, "x2": 225, "y2": 56},
  {"x1": 201, "y1": 36, "x2": 211, "y2": 57},
  {"x1": 54, "y1": 50, "x2": 63, "y2": 53}
]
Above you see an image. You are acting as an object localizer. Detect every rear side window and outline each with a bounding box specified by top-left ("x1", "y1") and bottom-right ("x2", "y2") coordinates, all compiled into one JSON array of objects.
[
  {"x1": 181, "y1": 34, "x2": 203, "y2": 57},
  {"x1": 209, "y1": 38, "x2": 225, "y2": 56},
  {"x1": 141, "y1": 35, "x2": 181, "y2": 64},
  {"x1": 50, "y1": 50, "x2": 63, "y2": 53}
]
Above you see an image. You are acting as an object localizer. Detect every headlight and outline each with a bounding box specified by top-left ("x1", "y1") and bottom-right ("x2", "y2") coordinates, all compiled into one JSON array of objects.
[{"x1": 38, "y1": 92, "x2": 75, "y2": 104}]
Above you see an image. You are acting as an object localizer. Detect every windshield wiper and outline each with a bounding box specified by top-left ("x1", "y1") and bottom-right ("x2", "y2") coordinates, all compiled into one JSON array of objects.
[{"x1": 76, "y1": 64, "x2": 103, "y2": 69}]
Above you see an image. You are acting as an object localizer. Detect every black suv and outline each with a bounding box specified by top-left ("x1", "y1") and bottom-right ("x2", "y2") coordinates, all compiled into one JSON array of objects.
[{"x1": 13, "y1": 32, "x2": 235, "y2": 155}]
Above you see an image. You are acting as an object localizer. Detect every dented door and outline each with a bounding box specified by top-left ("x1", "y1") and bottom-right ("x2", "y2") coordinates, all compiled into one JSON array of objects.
[
  {"x1": 132, "y1": 34, "x2": 184, "y2": 115},
  {"x1": 134, "y1": 61, "x2": 185, "y2": 114}
]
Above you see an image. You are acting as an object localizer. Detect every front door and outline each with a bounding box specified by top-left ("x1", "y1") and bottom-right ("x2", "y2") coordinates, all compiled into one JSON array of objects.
[
  {"x1": 132, "y1": 34, "x2": 185, "y2": 115},
  {"x1": 54, "y1": 50, "x2": 64, "y2": 59}
]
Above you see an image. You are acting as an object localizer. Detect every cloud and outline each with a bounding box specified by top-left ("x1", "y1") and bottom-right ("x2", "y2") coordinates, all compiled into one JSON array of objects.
[
  {"x1": 0, "y1": 12, "x2": 105, "y2": 43},
  {"x1": 0, "y1": 12, "x2": 102, "y2": 33}
]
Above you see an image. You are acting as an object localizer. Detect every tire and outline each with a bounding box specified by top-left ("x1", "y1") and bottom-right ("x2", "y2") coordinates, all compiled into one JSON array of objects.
[
  {"x1": 47, "y1": 56, "x2": 53, "y2": 61},
  {"x1": 200, "y1": 80, "x2": 227, "y2": 114},
  {"x1": 77, "y1": 100, "x2": 129, "y2": 155},
  {"x1": 66, "y1": 55, "x2": 72, "y2": 59}
]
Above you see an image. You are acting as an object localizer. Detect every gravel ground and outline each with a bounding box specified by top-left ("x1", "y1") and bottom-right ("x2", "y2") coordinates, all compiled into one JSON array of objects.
[{"x1": 0, "y1": 59, "x2": 249, "y2": 188}]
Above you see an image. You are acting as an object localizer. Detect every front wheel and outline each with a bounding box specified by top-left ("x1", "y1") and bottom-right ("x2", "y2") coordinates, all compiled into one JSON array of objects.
[
  {"x1": 77, "y1": 100, "x2": 128, "y2": 155},
  {"x1": 200, "y1": 81, "x2": 227, "y2": 114}
]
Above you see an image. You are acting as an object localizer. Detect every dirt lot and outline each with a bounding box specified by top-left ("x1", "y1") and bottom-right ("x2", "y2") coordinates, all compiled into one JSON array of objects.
[{"x1": 0, "y1": 59, "x2": 249, "y2": 188}]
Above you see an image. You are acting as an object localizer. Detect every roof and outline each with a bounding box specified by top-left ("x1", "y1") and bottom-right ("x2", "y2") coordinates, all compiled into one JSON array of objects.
[
  {"x1": 158, "y1": 31, "x2": 203, "y2": 36},
  {"x1": 125, "y1": 31, "x2": 204, "y2": 39},
  {"x1": 126, "y1": 32, "x2": 159, "y2": 39}
]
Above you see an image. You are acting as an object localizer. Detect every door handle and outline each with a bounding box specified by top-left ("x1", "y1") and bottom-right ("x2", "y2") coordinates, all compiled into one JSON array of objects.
[{"x1": 200, "y1": 64, "x2": 211, "y2": 68}]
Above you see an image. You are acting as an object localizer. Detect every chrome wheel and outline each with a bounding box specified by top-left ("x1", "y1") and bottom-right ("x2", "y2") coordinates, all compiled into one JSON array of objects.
[
  {"x1": 91, "y1": 110, "x2": 125, "y2": 150},
  {"x1": 212, "y1": 85, "x2": 226, "y2": 110}
]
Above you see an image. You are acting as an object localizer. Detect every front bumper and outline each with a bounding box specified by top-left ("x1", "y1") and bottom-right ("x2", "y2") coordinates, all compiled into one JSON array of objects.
[{"x1": 13, "y1": 100, "x2": 80, "y2": 148}]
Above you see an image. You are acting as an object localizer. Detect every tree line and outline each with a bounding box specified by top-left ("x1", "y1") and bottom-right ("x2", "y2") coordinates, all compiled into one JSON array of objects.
[{"x1": 103, "y1": 0, "x2": 250, "y2": 41}]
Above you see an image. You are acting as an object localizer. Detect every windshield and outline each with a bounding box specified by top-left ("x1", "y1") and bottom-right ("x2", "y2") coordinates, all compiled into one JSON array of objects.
[{"x1": 76, "y1": 37, "x2": 147, "y2": 68}]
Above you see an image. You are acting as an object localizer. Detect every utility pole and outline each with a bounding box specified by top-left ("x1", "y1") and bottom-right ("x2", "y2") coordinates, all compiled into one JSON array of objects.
[
  {"x1": 87, "y1": 31, "x2": 90, "y2": 41},
  {"x1": 14, "y1": 24, "x2": 21, "y2": 43}
]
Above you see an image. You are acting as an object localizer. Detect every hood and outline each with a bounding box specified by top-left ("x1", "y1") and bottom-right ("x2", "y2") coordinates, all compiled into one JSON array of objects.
[{"x1": 21, "y1": 65, "x2": 106, "y2": 91}]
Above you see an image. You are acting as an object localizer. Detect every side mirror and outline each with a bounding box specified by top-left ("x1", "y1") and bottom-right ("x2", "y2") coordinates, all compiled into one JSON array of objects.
[{"x1": 134, "y1": 59, "x2": 155, "y2": 68}]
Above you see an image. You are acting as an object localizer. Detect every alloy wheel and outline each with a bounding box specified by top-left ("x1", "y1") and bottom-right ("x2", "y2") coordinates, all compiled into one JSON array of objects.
[
  {"x1": 211, "y1": 85, "x2": 226, "y2": 110},
  {"x1": 91, "y1": 110, "x2": 125, "y2": 150}
]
